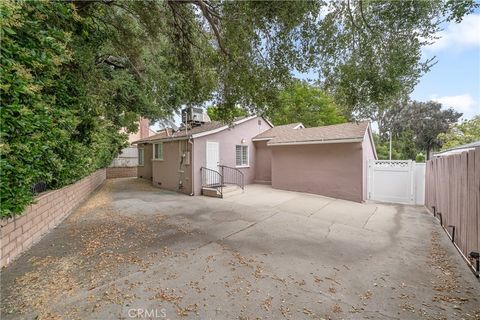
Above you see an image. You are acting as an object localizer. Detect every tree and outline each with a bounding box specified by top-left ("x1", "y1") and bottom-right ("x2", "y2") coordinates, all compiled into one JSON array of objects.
[
  {"x1": 207, "y1": 106, "x2": 248, "y2": 121},
  {"x1": 266, "y1": 82, "x2": 346, "y2": 127},
  {"x1": 381, "y1": 101, "x2": 462, "y2": 159},
  {"x1": 438, "y1": 116, "x2": 480, "y2": 150},
  {"x1": 373, "y1": 131, "x2": 418, "y2": 160},
  {"x1": 319, "y1": 0, "x2": 478, "y2": 121},
  {"x1": 71, "y1": 0, "x2": 477, "y2": 119},
  {"x1": 0, "y1": 1, "x2": 129, "y2": 217}
]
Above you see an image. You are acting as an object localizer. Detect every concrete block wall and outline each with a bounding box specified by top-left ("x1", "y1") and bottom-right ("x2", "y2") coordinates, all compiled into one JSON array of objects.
[
  {"x1": 106, "y1": 167, "x2": 137, "y2": 179},
  {"x1": 0, "y1": 169, "x2": 106, "y2": 268}
]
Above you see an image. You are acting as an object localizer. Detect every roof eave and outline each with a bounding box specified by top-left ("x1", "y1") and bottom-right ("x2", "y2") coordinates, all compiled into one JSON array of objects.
[
  {"x1": 267, "y1": 137, "x2": 364, "y2": 146},
  {"x1": 190, "y1": 115, "x2": 259, "y2": 139},
  {"x1": 136, "y1": 136, "x2": 189, "y2": 144},
  {"x1": 252, "y1": 137, "x2": 273, "y2": 141}
]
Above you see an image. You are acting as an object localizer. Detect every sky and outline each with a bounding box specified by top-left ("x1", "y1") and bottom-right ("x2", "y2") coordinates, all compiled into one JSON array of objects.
[{"x1": 413, "y1": 12, "x2": 480, "y2": 120}]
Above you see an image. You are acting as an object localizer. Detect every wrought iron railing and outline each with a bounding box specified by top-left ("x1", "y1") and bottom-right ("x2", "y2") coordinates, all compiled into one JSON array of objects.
[
  {"x1": 219, "y1": 165, "x2": 244, "y2": 190},
  {"x1": 200, "y1": 167, "x2": 223, "y2": 196},
  {"x1": 200, "y1": 165, "x2": 245, "y2": 198}
]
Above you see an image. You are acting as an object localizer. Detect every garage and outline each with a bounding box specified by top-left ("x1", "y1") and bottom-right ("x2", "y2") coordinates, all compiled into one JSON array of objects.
[{"x1": 253, "y1": 121, "x2": 377, "y2": 202}]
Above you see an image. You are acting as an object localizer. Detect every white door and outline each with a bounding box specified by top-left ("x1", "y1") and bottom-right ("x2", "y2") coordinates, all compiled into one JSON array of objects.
[{"x1": 206, "y1": 141, "x2": 220, "y2": 185}]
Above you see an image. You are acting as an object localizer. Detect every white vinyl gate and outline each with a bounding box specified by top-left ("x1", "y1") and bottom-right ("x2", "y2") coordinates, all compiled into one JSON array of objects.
[{"x1": 367, "y1": 160, "x2": 415, "y2": 204}]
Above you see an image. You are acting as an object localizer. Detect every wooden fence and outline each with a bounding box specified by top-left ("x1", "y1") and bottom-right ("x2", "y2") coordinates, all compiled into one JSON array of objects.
[{"x1": 425, "y1": 147, "x2": 479, "y2": 271}]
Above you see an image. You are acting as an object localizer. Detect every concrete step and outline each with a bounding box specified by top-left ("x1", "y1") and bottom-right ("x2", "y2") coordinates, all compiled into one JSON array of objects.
[
  {"x1": 202, "y1": 187, "x2": 221, "y2": 198},
  {"x1": 202, "y1": 185, "x2": 244, "y2": 198}
]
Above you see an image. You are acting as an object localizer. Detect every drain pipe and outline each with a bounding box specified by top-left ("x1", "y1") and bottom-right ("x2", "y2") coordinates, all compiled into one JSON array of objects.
[{"x1": 189, "y1": 138, "x2": 194, "y2": 196}]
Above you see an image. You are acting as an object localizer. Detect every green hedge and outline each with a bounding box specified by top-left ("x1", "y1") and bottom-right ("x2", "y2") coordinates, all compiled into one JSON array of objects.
[{"x1": 0, "y1": 1, "x2": 126, "y2": 218}]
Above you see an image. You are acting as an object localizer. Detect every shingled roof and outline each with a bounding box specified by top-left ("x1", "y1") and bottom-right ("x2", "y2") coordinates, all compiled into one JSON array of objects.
[
  {"x1": 253, "y1": 121, "x2": 370, "y2": 145},
  {"x1": 133, "y1": 116, "x2": 269, "y2": 144},
  {"x1": 134, "y1": 121, "x2": 226, "y2": 144}
]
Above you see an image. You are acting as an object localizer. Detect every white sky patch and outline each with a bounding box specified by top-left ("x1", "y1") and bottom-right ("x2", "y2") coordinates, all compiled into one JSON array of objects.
[
  {"x1": 431, "y1": 93, "x2": 479, "y2": 119},
  {"x1": 423, "y1": 14, "x2": 480, "y2": 53}
]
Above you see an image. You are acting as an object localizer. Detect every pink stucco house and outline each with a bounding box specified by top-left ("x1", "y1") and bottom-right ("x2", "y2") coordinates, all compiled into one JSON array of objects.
[{"x1": 134, "y1": 112, "x2": 377, "y2": 202}]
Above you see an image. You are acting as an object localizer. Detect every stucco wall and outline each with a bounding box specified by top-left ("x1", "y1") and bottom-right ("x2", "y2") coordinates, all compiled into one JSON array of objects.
[
  {"x1": 362, "y1": 129, "x2": 377, "y2": 201},
  {"x1": 254, "y1": 140, "x2": 272, "y2": 183},
  {"x1": 271, "y1": 143, "x2": 363, "y2": 202},
  {"x1": 193, "y1": 117, "x2": 272, "y2": 195},
  {"x1": 137, "y1": 143, "x2": 153, "y2": 180},
  {"x1": 152, "y1": 140, "x2": 193, "y2": 195}
]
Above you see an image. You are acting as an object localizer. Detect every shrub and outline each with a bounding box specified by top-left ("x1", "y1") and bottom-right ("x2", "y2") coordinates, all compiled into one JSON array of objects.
[
  {"x1": 415, "y1": 153, "x2": 426, "y2": 163},
  {"x1": 0, "y1": 1, "x2": 126, "y2": 218}
]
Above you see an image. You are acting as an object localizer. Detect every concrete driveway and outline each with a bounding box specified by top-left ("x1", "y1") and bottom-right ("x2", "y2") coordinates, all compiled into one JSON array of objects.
[{"x1": 1, "y1": 178, "x2": 479, "y2": 319}]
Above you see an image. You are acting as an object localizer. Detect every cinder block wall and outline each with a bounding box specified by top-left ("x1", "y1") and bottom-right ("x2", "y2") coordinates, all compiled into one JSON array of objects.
[
  {"x1": 106, "y1": 167, "x2": 137, "y2": 179},
  {"x1": 0, "y1": 169, "x2": 106, "y2": 268}
]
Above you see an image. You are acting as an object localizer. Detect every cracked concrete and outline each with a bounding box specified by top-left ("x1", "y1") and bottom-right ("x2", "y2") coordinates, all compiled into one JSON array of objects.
[{"x1": 1, "y1": 178, "x2": 479, "y2": 320}]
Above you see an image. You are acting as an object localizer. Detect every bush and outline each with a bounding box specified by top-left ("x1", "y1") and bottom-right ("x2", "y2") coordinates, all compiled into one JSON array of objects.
[
  {"x1": 0, "y1": 1, "x2": 126, "y2": 218},
  {"x1": 415, "y1": 153, "x2": 426, "y2": 163}
]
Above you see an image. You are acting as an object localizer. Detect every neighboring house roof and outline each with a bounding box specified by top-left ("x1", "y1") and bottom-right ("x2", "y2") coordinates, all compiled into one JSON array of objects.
[
  {"x1": 433, "y1": 141, "x2": 480, "y2": 157},
  {"x1": 133, "y1": 116, "x2": 272, "y2": 144},
  {"x1": 253, "y1": 121, "x2": 370, "y2": 146}
]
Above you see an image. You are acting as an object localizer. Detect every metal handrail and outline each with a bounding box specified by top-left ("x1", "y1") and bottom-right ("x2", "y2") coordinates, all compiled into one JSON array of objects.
[
  {"x1": 200, "y1": 167, "x2": 223, "y2": 197},
  {"x1": 219, "y1": 165, "x2": 244, "y2": 190}
]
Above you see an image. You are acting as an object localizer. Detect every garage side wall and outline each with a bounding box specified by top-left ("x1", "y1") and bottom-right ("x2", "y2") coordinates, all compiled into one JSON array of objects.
[
  {"x1": 137, "y1": 143, "x2": 153, "y2": 180},
  {"x1": 152, "y1": 140, "x2": 193, "y2": 195},
  {"x1": 254, "y1": 140, "x2": 272, "y2": 183},
  {"x1": 271, "y1": 143, "x2": 363, "y2": 202}
]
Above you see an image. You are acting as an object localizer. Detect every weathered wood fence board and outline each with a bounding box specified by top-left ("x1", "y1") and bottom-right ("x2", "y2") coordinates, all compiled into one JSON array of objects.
[{"x1": 425, "y1": 147, "x2": 479, "y2": 262}]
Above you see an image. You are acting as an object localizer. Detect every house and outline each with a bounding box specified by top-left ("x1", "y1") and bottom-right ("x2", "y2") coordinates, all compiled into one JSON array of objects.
[
  {"x1": 134, "y1": 110, "x2": 377, "y2": 203},
  {"x1": 134, "y1": 112, "x2": 273, "y2": 196}
]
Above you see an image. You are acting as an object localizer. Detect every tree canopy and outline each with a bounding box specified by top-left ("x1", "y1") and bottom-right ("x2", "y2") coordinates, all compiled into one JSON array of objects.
[
  {"x1": 266, "y1": 82, "x2": 346, "y2": 127},
  {"x1": 438, "y1": 116, "x2": 480, "y2": 150},
  {"x1": 67, "y1": 0, "x2": 478, "y2": 119},
  {"x1": 379, "y1": 101, "x2": 462, "y2": 159}
]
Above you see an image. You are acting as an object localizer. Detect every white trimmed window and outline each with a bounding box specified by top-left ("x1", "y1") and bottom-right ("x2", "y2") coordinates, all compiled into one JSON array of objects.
[
  {"x1": 138, "y1": 148, "x2": 144, "y2": 166},
  {"x1": 154, "y1": 143, "x2": 163, "y2": 160},
  {"x1": 235, "y1": 145, "x2": 248, "y2": 167}
]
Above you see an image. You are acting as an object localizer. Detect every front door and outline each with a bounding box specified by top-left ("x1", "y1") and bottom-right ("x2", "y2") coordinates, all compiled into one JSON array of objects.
[{"x1": 206, "y1": 141, "x2": 220, "y2": 185}]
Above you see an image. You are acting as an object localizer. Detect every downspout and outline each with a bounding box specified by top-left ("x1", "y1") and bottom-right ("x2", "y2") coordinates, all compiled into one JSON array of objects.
[{"x1": 189, "y1": 138, "x2": 194, "y2": 196}]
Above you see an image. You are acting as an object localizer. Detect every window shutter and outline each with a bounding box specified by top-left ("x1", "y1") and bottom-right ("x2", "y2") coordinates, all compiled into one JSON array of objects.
[
  {"x1": 242, "y1": 146, "x2": 248, "y2": 165},
  {"x1": 236, "y1": 145, "x2": 242, "y2": 166}
]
